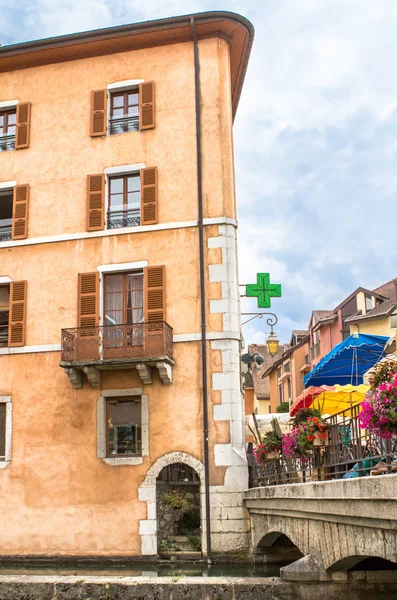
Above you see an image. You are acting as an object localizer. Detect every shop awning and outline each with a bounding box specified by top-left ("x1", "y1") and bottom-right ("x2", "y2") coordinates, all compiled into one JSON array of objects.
[
  {"x1": 303, "y1": 333, "x2": 388, "y2": 388},
  {"x1": 290, "y1": 384, "x2": 369, "y2": 416}
]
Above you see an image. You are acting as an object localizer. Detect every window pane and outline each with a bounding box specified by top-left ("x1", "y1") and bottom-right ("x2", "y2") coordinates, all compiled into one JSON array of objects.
[
  {"x1": 128, "y1": 92, "x2": 138, "y2": 105},
  {"x1": 107, "y1": 399, "x2": 141, "y2": 456},
  {"x1": 8, "y1": 113, "x2": 16, "y2": 125},
  {"x1": 112, "y1": 95, "x2": 124, "y2": 108},
  {"x1": 110, "y1": 194, "x2": 124, "y2": 210},
  {"x1": 7, "y1": 125, "x2": 16, "y2": 135},
  {"x1": 104, "y1": 274, "x2": 123, "y2": 293},
  {"x1": 127, "y1": 105, "x2": 139, "y2": 117},
  {"x1": 0, "y1": 404, "x2": 5, "y2": 459},
  {"x1": 127, "y1": 176, "x2": 140, "y2": 192},
  {"x1": 0, "y1": 115, "x2": 4, "y2": 126},
  {"x1": 110, "y1": 178, "x2": 124, "y2": 194},
  {"x1": 127, "y1": 192, "x2": 140, "y2": 209},
  {"x1": 112, "y1": 108, "x2": 124, "y2": 117}
]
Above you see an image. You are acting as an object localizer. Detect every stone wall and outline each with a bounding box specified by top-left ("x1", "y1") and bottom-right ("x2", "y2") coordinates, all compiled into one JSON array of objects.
[
  {"x1": 156, "y1": 485, "x2": 200, "y2": 547},
  {"x1": 0, "y1": 575, "x2": 396, "y2": 600}
]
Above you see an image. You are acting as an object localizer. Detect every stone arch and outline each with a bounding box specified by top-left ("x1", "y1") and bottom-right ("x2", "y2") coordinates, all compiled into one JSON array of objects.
[
  {"x1": 329, "y1": 556, "x2": 397, "y2": 572},
  {"x1": 138, "y1": 452, "x2": 205, "y2": 556},
  {"x1": 254, "y1": 529, "x2": 303, "y2": 565}
]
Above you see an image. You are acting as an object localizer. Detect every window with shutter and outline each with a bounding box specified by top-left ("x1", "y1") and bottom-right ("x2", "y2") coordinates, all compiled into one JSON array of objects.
[
  {"x1": 8, "y1": 281, "x2": 27, "y2": 347},
  {"x1": 0, "y1": 285, "x2": 9, "y2": 347},
  {"x1": 144, "y1": 266, "x2": 165, "y2": 322},
  {"x1": 87, "y1": 175, "x2": 105, "y2": 231},
  {"x1": 109, "y1": 89, "x2": 139, "y2": 134},
  {"x1": 15, "y1": 103, "x2": 31, "y2": 149},
  {"x1": 90, "y1": 90, "x2": 107, "y2": 137},
  {"x1": 0, "y1": 188, "x2": 13, "y2": 242},
  {"x1": 107, "y1": 173, "x2": 141, "y2": 229},
  {"x1": 141, "y1": 167, "x2": 158, "y2": 225},
  {"x1": 78, "y1": 273, "x2": 99, "y2": 328},
  {"x1": 0, "y1": 109, "x2": 16, "y2": 152},
  {"x1": 12, "y1": 184, "x2": 29, "y2": 240},
  {"x1": 139, "y1": 82, "x2": 155, "y2": 130}
]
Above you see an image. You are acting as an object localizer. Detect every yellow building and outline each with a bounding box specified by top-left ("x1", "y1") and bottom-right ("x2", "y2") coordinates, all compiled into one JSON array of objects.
[
  {"x1": 264, "y1": 331, "x2": 310, "y2": 413},
  {"x1": 0, "y1": 12, "x2": 253, "y2": 558},
  {"x1": 347, "y1": 279, "x2": 397, "y2": 338}
]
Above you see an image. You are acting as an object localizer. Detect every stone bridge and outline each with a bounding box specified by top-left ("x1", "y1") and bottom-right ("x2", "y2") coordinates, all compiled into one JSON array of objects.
[{"x1": 243, "y1": 474, "x2": 397, "y2": 581}]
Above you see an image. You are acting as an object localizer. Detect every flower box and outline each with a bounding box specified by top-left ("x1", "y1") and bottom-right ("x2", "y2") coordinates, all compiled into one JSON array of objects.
[{"x1": 265, "y1": 450, "x2": 279, "y2": 460}]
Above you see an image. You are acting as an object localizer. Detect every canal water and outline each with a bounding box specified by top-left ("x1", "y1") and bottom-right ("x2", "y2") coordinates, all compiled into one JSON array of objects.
[{"x1": 0, "y1": 562, "x2": 283, "y2": 578}]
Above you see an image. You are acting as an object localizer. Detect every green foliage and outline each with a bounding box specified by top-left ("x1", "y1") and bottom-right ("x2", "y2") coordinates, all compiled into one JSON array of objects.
[
  {"x1": 275, "y1": 401, "x2": 290, "y2": 413},
  {"x1": 159, "y1": 538, "x2": 180, "y2": 551},
  {"x1": 291, "y1": 407, "x2": 322, "y2": 427},
  {"x1": 162, "y1": 489, "x2": 190, "y2": 512},
  {"x1": 369, "y1": 359, "x2": 397, "y2": 389},
  {"x1": 261, "y1": 429, "x2": 282, "y2": 449},
  {"x1": 178, "y1": 507, "x2": 200, "y2": 532},
  {"x1": 187, "y1": 533, "x2": 201, "y2": 552}
]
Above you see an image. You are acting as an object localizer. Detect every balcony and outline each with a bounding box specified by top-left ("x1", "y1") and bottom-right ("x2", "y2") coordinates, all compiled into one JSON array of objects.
[
  {"x1": 60, "y1": 322, "x2": 174, "y2": 388},
  {"x1": 109, "y1": 115, "x2": 139, "y2": 135},
  {"x1": 107, "y1": 208, "x2": 140, "y2": 230},
  {"x1": 0, "y1": 224, "x2": 11, "y2": 242},
  {"x1": 0, "y1": 133, "x2": 15, "y2": 152}
]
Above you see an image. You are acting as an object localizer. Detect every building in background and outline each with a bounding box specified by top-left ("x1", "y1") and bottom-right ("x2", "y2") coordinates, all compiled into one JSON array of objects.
[
  {"x1": 0, "y1": 12, "x2": 254, "y2": 558},
  {"x1": 264, "y1": 331, "x2": 309, "y2": 412},
  {"x1": 346, "y1": 278, "x2": 397, "y2": 337},
  {"x1": 243, "y1": 343, "x2": 287, "y2": 415}
]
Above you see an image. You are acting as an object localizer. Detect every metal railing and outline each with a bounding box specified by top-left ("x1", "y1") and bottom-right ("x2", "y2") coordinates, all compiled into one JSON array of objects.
[
  {"x1": 0, "y1": 224, "x2": 11, "y2": 242},
  {"x1": 107, "y1": 208, "x2": 140, "y2": 229},
  {"x1": 0, "y1": 134, "x2": 15, "y2": 152},
  {"x1": 109, "y1": 115, "x2": 139, "y2": 135},
  {"x1": 248, "y1": 403, "x2": 397, "y2": 487},
  {"x1": 61, "y1": 321, "x2": 173, "y2": 363}
]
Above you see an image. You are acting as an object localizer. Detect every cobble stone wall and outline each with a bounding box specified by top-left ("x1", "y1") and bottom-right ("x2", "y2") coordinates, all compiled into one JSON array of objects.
[
  {"x1": 156, "y1": 485, "x2": 200, "y2": 546},
  {"x1": 0, "y1": 575, "x2": 396, "y2": 600}
]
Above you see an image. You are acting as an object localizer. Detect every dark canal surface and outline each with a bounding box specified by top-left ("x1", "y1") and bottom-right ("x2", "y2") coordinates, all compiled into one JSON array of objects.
[{"x1": 0, "y1": 562, "x2": 283, "y2": 578}]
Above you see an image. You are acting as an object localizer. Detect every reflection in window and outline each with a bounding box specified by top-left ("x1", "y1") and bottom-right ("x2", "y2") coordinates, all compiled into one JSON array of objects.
[
  {"x1": 107, "y1": 398, "x2": 141, "y2": 456},
  {"x1": 109, "y1": 90, "x2": 139, "y2": 134},
  {"x1": 0, "y1": 285, "x2": 9, "y2": 347},
  {"x1": 0, "y1": 189, "x2": 12, "y2": 241},
  {"x1": 108, "y1": 173, "x2": 140, "y2": 229}
]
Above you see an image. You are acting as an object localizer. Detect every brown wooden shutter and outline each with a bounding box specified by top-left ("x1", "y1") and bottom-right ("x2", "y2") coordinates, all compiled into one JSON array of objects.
[
  {"x1": 144, "y1": 266, "x2": 165, "y2": 322},
  {"x1": 12, "y1": 184, "x2": 29, "y2": 240},
  {"x1": 139, "y1": 82, "x2": 155, "y2": 130},
  {"x1": 140, "y1": 167, "x2": 158, "y2": 225},
  {"x1": 87, "y1": 174, "x2": 105, "y2": 231},
  {"x1": 8, "y1": 281, "x2": 27, "y2": 347},
  {"x1": 15, "y1": 102, "x2": 31, "y2": 149},
  {"x1": 90, "y1": 90, "x2": 107, "y2": 136},
  {"x1": 78, "y1": 273, "x2": 99, "y2": 328}
]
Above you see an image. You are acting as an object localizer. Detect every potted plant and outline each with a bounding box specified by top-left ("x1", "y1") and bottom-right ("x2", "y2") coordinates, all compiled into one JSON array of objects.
[
  {"x1": 253, "y1": 430, "x2": 282, "y2": 464},
  {"x1": 359, "y1": 359, "x2": 397, "y2": 439},
  {"x1": 282, "y1": 409, "x2": 329, "y2": 459}
]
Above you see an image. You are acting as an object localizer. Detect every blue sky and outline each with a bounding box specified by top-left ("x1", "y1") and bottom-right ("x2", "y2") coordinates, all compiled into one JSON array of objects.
[{"x1": 2, "y1": 0, "x2": 397, "y2": 345}]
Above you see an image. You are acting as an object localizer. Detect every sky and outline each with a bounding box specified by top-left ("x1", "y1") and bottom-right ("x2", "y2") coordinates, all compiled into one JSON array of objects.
[{"x1": 2, "y1": 0, "x2": 397, "y2": 345}]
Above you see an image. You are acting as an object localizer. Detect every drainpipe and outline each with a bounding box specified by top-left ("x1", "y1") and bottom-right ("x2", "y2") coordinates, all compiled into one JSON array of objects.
[{"x1": 190, "y1": 16, "x2": 212, "y2": 564}]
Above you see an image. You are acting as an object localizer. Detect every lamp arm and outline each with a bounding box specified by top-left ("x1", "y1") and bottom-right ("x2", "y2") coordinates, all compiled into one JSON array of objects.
[{"x1": 241, "y1": 312, "x2": 278, "y2": 327}]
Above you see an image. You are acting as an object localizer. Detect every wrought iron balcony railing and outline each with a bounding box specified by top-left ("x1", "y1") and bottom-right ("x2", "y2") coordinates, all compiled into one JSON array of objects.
[
  {"x1": 0, "y1": 134, "x2": 15, "y2": 152},
  {"x1": 61, "y1": 322, "x2": 173, "y2": 364},
  {"x1": 0, "y1": 224, "x2": 11, "y2": 242},
  {"x1": 248, "y1": 403, "x2": 397, "y2": 488},
  {"x1": 107, "y1": 208, "x2": 140, "y2": 230},
  {"x1": 109, "y1": 115, "x2": 139, "y2": 135}
]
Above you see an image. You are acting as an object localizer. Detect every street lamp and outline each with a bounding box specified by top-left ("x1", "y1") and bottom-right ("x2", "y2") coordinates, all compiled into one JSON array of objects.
[{"x1": 241, "y1": 312, "x2": 280, "y2": 357}]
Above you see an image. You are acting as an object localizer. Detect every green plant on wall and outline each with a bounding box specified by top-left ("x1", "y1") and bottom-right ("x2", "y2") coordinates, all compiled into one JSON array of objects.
[{"x1": 162, "y1": 489, "x2": 191, "y2": 512}]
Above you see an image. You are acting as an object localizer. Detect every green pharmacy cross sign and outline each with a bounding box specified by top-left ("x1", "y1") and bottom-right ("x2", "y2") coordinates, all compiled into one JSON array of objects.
[{"x1": 245, "y1": 273, "x2": 282, "y2": 308}]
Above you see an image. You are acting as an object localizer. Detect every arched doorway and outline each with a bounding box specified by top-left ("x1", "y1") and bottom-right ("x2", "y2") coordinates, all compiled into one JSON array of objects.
[
  {"x1": 156, "y1": 463, "x2": 201, "y2": 555},
  {"x1": 138, "y1": 452, "x2": 205, "y2": 556}
]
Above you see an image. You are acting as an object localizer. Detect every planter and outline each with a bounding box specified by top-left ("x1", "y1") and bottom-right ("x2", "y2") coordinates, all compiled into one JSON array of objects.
[
  {"x1": 265, "y1": 450, "x2": 280, "y2": 460},
  {"x1": 313, "y1": 432, "x2": 329, "y2": 446}
]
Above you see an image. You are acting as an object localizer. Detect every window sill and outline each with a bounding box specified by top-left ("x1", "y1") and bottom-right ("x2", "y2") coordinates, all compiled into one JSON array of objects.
[
  {"x1": 0, "y1": 461, "x2": 10, "y2": 469},
  {"x1": 103, "y1": 456, "x2": 143, "y2": 466}
]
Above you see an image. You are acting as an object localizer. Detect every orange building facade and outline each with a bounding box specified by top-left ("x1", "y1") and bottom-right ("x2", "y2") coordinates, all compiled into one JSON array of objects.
[{"x1": 0, "y1": 13, "x2": 253, "y2": 557}]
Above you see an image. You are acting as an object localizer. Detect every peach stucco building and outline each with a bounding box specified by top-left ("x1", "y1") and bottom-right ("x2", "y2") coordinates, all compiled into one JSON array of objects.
[{"x1": 0, "y1": 12, "x2": 254, "y2": 558}]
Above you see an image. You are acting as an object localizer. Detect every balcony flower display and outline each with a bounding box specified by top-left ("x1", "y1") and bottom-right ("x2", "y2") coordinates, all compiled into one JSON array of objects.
[
  {"x1": 282, "y1": 409, "x2": 329, "y2": 458},
  {"x1": 253, "y1": 430, "x2": 282, "y2": 464},
  {"x1": 358, "y1": 360, "x2": 397, "y2": 439}
]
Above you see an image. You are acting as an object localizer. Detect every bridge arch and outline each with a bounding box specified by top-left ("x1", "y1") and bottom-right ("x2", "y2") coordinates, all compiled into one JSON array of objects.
[{"x1": 329, "y1": 556, "x2": 397, "y2": 572}]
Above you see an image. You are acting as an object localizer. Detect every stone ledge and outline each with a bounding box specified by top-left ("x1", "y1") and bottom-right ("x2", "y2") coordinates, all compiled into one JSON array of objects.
[{"x1": 0, "y1": 576, "x2": 396, "y2": 600}]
